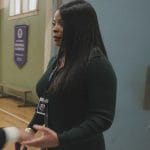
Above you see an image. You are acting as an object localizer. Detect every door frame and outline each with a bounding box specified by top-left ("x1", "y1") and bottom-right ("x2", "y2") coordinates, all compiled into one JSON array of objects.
[{"x1": 43, "y1": 0, "x2": 62, "y2": 71}]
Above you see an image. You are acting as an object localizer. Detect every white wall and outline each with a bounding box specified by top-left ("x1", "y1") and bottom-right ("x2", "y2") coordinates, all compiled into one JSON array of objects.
[
  {"x1": 88, "y1": 0, "x2": 150, "y2": 150},
  {"x1": 62, "y1": 0, "x2": 150, "y2": 150}
]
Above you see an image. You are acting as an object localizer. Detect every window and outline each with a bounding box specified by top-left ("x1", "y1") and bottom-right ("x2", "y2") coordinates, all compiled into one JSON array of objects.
[{"x1": 9, "y1": 0, "x2": 38, "y2": 18}]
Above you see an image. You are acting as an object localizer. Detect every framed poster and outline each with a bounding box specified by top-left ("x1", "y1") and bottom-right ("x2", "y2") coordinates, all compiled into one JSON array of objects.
[{"x1": 14, "y1": 24, "x2": 28, "y2": 68}]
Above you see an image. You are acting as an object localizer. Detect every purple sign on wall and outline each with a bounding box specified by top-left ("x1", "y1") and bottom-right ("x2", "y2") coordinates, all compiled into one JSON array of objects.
[{"x1": 14, "y1": 24, "x2": 28, "y2": 68}]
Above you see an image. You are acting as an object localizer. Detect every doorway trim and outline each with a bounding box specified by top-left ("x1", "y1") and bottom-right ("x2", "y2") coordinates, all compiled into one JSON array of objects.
[{"x1": 43, "y1": 0, "x2": 62, "y2": 71}]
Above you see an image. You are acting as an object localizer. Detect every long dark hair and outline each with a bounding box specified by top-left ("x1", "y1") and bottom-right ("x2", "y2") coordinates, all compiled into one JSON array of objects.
[
  {"x1": 49, "y1": 0, "x2": 108, "y2": 92},
  {"x1": 59, "y1": 0, "x2": 107, "y2": 62}
]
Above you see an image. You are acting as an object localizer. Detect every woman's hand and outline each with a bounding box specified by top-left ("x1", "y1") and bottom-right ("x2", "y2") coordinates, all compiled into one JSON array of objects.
[
  {"x1": 15, "y1": 128, "x2": 35, "y2": 150},
  {"x1": 18, "y1": 128, "x2": 34, "y2": 142},
  {"x1": 21, "y1": 125, "x2": 59, "y2": 148}
]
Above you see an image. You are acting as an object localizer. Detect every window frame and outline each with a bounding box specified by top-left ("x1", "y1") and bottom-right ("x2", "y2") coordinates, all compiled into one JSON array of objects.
[{"x1": 8, "y1": 0, "x2": 39, "y2": 20}]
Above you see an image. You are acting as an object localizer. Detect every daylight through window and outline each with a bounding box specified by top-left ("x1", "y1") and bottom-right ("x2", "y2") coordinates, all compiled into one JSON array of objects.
[{"x1": 9, "y1": 0, "x2": 38, "y2": 17}]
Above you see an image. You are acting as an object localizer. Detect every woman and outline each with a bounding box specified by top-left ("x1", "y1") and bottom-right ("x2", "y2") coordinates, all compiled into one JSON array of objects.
[{"x1": 21, "y1": 0, "x2": 117, "y2": 150}]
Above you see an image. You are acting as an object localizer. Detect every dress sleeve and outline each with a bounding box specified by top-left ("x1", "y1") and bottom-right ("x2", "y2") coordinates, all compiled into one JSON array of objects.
[
  {"x1": 3, "y1": 127, "x2": 20, "y2": 142},
  {"x1": 0, "y1": 128, "x2": 6, "y2": 149},
  {"x1": 58, "y1": 56, "x2": 117, "y2": 146}
]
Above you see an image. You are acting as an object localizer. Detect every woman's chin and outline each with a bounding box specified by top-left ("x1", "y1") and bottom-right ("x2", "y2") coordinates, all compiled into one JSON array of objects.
[{"x1": 55, "y1": 42, "x2": 61, "y2": 47}]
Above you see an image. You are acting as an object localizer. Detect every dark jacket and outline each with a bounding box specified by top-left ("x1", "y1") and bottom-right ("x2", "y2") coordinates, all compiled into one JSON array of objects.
[
  {"x1": 28, "y1": 54, "x2": 117, "y2": 150},
  {"x1": 0, "y1": 128, "x2": 6, "y2": 149}
]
